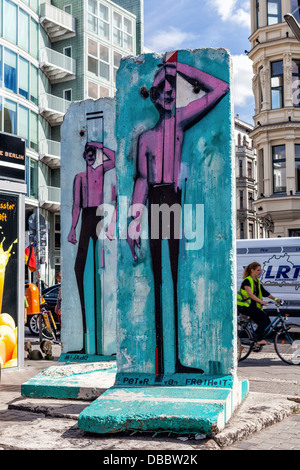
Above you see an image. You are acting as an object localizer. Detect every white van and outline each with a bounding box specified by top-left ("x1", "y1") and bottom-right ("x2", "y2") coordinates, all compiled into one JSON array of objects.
[{"x1": 236, "y1": 237, "x2": 300, "y2": 320}]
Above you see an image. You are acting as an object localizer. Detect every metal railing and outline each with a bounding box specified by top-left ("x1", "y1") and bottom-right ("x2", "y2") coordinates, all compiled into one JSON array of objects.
[
  {"x1": 39, "y1": 186, "x2": 61, "y2": 204},
  {"x1": 40, "y1": 3, "x2": 75, "y2": 33},
  {"x1": 40, "y1": 47, "x2": 76, "y2": 75},
  {"x1": 39, "y1": 93, "x2": 71, "y2": 115},
  {"x1": 39, "y1": 139, "x2": 61, "y2": 158}
]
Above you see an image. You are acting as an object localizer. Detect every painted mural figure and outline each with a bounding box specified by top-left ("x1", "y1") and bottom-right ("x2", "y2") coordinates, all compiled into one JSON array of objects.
[
  {"x1": 127, "y1": 51, "x2": 229, "y2": 376},
  {"x1": 68, "y1": 141, "x2": 115, "y2": 353}
]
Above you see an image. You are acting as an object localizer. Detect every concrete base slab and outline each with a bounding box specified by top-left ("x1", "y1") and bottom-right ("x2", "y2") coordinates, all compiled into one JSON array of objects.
[
  {"x1": 78, "y1": 375, "x2": 249, "y2": 435},
  {"x1": 21, "y1": 356, "x2": 117, "y2": 401}
]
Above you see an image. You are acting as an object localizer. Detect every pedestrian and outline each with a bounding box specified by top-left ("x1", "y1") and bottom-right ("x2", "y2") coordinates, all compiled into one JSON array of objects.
[{"x1": 237, "y1": 262, "x2": 282, "y2": 345}]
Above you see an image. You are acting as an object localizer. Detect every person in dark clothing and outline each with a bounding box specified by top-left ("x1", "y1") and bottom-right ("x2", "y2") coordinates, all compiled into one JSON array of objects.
[{"x1": 237, "y1": 262, "x2": 282, "y2": 346}]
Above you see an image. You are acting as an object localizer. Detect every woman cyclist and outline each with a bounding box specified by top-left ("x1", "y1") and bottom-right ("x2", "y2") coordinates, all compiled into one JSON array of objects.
[{"x1": 237, "y1": 262, "x2": 282, "y2": 346}]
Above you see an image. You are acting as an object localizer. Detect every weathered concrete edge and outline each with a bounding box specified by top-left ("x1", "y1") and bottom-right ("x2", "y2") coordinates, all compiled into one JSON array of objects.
[
  {"x1": 6, "y1": 392, "x2": 300, "y2": 449},
  {"x1": 214, "y1": 392, "x2": 300, "y2": 448}
]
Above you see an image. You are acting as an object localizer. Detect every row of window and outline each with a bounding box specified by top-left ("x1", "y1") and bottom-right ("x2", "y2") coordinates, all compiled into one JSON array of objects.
[
  {"x1": 259, "y1": 58, "x2": 300, "y2": 110},
  {"x1": 87, "y1": 37, "x2": 122, "y2": 83},
  {"x1": 0, "y1": 0, "x2": 39, "y2": 59},
  {"x1": 0, "y1": 95, "x2": 38, "y2": 151},
  {"x1": 256, "y1": 1, "x2": 300, "y2": 27},
  {"x1": 272, "y1": 144, "x2": 300, "y2": 193},
  {"x1": 87, "y1": 0, "x2": 134, "y2": 53},
  {"x1": 0, "y1": 46, "x2": 38, "y2": 104}
]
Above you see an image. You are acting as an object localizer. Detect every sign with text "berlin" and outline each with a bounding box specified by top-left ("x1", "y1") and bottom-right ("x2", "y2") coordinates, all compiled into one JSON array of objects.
[{"x1": 0, "y1": 133, "x2": 26, "y2": 183}]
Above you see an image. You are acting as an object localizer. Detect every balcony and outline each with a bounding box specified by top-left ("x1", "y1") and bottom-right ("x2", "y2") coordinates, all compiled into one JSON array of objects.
[
  {"x1": 40, "y1": 3, "x2": 76, "y2": 43},
  {"x1": 40, "y1": 47, "x2": 76, "y2": 84},
  {"x1": 39, "y1": 139, "x2": 61, "y2": 169},
  {"x1": 39, "y1": 186, "x2": 61, "y2": 212},
  {"x1": 39, "y1": 93, "x2": 71, "y2": 126}
]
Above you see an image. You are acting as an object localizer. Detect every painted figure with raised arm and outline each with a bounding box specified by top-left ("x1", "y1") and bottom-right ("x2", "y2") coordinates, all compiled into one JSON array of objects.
[
  {"x1": 68, "y1": 141, "x2": 115, "y2": 353},
  {"x1": 127, "y1": 51, "x2": 230, "y2": 376}
]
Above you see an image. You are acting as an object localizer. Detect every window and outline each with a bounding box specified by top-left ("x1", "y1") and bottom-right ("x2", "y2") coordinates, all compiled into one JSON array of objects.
[
  {"x1": 54, "y1": 214, "x2": 61, "y2": 251},
  {"x1": 249, "y1": 192, "x2": 254, "y2": 210},
  {"x1": 99, "y1": 3, "x2": 109, "y2": 39},
  {"x1": 271, "y1": 61, "x2": 283, "y2": 109},
  {"x1": 247, "y1": 161, "x2": 253, "y2": 179},
  {"x1": 88, "y1": 13, "x2": 98, "y2": 33},
  {"x1": 113, "y1": 51, "x2": 122, "y2": 83},
  {"x1": 63, "y1": 46, "x2": 72, "y2": 58},
  {"x1": 289, "y1": 228, "x2": 300, "y2": 236},
  {"x1": 267, "y1": 0, "x2": 281, "y2": 25},
  {"x1": 249, "y1": 224, "x2": 254, "y2": 239},
  {"x1": 256, "y1": 0, "x2": 260, "y2": 28},
  {"x1": 30, "y1": 0, "x2": 39, "y2": 14},
  {"x1": 88, "y1": 0, "x2": 97, "y2": 15},
  {"x1": 30, "y1": 18, "x2": 38, "y2": 59},
  {"x1": 272, "y1": 145, "x2": 286, "y2": 193},
  {"x1": 64, "y1": 4, "x2": 72, "y2": 14},
  {"x1": 99, "y1": 44, "x2": 109, "y2": 80},
  {"x1": 19, "y1": 9, "x2": 29, "y2": 53},
  {"x1": 30, "y1": 64, "x2": 38, "y2": 105},
  {"x1": 239, "y1": 190, "x2": 244, "y2": 209},
  {"x1": 4, "y1": 0, "x2": 17, "y2": 45},
  {"x1": 3, "y1": 99, "x2": 16, "y2": 134},
  {"x1": 63, "y1": 89, "x2": 72, "y2": 101},
  {"x1": 19, "y1": 57, "x2": 29, "y2": 99},
  {"x1": 240, "y1": 222, "x2": 244, "y2": 240},
  {"x1": 295, "y1": 144, "x2": 300, "y2": 192},
  {"x1": 88, "y1": 38, "x2": 98, "y2": 57},
  {"x1": 30, "y1": 111, "x2": 38, "y2": 152},
  {"x1": 291, "y1": 0, "x2": 300, "y2": 22},
  {"x1": 239, "y1": 159, "x2": 243, "y2": 177},
  {"x1": 88, "y1": 55, "x2": 98, "y2": 75},
  {"x1": 292, "y1": 59, "x2": 300, "y2": 107},
  {"x1": 30, "y1": 158, "x2": 38, "y2": 199},
  {"x1": 88, "y1": 80, "x2": 98, "y2": 99},
  {"x1": 4, "y1": 48, "x2": 17, "y2": 93},
  {"x1": 113, "y1": 12, "x2": 133, "y2": 51},
  {"x1": 100, "y1": 85, "x2": 109, "y2": 97},
  {"x1": 18, "y1": 105, "x2": 29, "y2": 146}
]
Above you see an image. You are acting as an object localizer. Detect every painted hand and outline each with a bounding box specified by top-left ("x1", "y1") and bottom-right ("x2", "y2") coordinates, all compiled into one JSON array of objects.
[{"x1": 67, "y1": 227, "x2": 77, "y2": 245}]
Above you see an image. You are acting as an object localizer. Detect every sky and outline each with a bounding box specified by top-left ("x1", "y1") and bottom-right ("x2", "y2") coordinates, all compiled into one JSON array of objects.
[{"x1": 143, "y1": 0, "x2": 254, "y2": 125}]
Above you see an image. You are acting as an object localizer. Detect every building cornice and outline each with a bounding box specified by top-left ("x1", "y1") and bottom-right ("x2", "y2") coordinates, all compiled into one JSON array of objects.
[{"x1": 249, "y1": 120, "x2": 300, "y2": 138}]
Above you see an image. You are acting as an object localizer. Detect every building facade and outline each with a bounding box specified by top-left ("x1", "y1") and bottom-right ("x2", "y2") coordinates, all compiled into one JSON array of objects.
[
  {"x1": 0, "y1": 0, "x2": 143, "y2": 285},
  {"x1": 234, "y1": 115, "x2": 266, "y2": 239},
  {"x1": 249, "y1": 0, "x2": 300, "y2": 238}
]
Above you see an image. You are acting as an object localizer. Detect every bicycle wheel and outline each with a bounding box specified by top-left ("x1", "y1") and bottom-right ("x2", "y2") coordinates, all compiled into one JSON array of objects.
[
  {"x1": 238, "y1": 323, "x2": 253, "y2": 361},
  {"x1": 274, "y1": 323, "x2": 300, "y2": 365}
]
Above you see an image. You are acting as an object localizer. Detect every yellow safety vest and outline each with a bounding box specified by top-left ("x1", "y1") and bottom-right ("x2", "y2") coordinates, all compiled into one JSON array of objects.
[{"x1": 237, "y1": 276, "x2": 263, "y2": 311}]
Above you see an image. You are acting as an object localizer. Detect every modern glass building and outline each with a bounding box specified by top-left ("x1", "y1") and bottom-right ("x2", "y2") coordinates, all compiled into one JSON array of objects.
[{"x1": 0, "y1": 0, "x2": 143, "y2": 285}]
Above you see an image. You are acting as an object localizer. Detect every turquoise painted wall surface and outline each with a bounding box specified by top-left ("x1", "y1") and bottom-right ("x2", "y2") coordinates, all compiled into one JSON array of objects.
[
  {"x1": 61, "y1": 98, "x2": 117, "y2": 356},
  {"x1": 115, "y1": 49, "x2": 236, "y2": 377}
]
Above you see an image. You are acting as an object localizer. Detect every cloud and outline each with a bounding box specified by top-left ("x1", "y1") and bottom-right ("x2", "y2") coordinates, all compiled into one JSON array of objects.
[
  {"x1": 207, "y1": 0, "x2": 251, "y2": 28},
  {"x1": 146, "y1": 26, "x2": 199, "y2": 53},
  {"x1": 232, "y1": 54, "x2": 253, "y2": 106}
]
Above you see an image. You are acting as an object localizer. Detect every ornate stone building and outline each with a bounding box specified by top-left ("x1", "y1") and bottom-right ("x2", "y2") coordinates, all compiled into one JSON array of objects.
[{"x1": 249, "y1": 0, "x2": 300, "y2": 237}]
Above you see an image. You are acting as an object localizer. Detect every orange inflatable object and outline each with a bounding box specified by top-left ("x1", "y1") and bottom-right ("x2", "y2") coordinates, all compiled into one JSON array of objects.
[{"x1": 25, "y1": 283, "x2": 40, "y2": 315}]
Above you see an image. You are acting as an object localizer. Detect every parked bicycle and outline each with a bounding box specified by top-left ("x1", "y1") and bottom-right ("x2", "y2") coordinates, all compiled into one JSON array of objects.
[
  {"x1": 238, "y1": 300, "x2": 300, "y2": 365},
  {"x1": 39, "y1": 305, "x2": 60, "y2": 342}
]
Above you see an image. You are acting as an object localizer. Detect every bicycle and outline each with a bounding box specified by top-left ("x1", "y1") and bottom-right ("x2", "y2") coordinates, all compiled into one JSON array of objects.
[
  {"x1": 39, "y1": 306, "x2": 60, "y2": 342},
  {"x1": 238, "y1": 300, "x2": 300, "y2": 365}
]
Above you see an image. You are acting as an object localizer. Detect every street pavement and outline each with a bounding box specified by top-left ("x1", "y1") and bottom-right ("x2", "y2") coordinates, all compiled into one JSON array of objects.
[{"x1": 0, "y1": 332, "x2": 300, "y2": 452}]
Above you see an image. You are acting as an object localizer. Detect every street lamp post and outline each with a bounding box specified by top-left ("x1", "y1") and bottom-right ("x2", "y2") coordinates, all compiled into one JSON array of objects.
[{"x1": 284, "y1": 13, "x2": 300, "y2": 41}]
